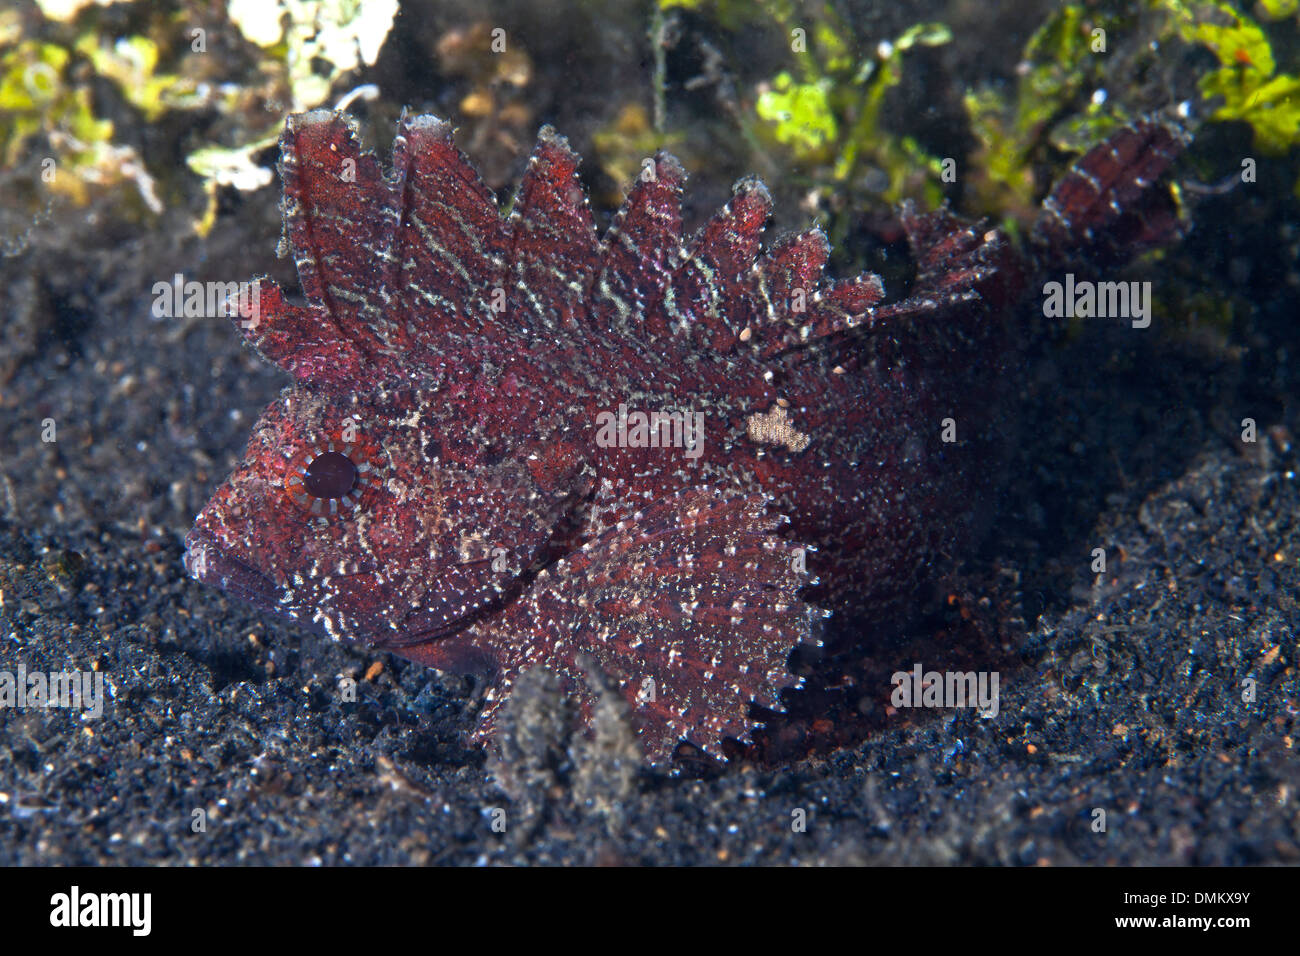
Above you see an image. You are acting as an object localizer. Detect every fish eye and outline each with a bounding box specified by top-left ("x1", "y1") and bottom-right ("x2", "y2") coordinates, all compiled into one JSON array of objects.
[
  {"x1": 305, "y1": 451, "x2": 357, "y2": 499},
  {"x1": 284, "y1": 434, "x2": 380, "y2": 517}
]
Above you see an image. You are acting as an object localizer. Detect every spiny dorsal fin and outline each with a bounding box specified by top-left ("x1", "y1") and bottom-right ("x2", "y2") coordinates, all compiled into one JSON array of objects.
[
  {"x1": 650, "y1": 178, "x2": 773, "y2": 349},
  {"x1": 269, "y1": 111, "x2": 392, "y2": 366},
  {"x1": 593, "y1": 153, "x2": 686, "y2": 334},
  {"x1": 253, "y1": 113, "x2": 903, "y2": 387},
  {"x1": 505, "y1": 126, "x2": 600, "y2": 333},
  {"x1": 386, "y1": 112, "x2": 508, "y2": 351}
]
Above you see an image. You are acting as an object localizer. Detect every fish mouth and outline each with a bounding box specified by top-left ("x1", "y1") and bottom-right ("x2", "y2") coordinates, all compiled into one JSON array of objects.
[
  {"x1": 183, "y1": 528, "x2": 285, "y2": 610},
  {"x1": 183, "y1": 526, "x2": 488, "y2": 649}
]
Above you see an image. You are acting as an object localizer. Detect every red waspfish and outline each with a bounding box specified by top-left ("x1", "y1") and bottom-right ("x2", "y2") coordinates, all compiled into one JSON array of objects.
[{"x1": 185, "y1": 110, "x2": 1186, "y2": 762}]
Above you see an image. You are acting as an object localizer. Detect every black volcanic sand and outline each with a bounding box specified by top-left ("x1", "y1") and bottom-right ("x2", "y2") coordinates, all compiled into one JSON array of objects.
[
  {"x1": 2, "y1": 5, "x2": 1299, "y2": 865},
  {"x1": 2, "y1": 169, "x2": 1298, "y2": 867}
]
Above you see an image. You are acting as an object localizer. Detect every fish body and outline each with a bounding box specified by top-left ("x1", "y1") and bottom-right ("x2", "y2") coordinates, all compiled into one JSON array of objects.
[{"x1": 185, "y1": 111, "x2": 1185, "y2": 761}]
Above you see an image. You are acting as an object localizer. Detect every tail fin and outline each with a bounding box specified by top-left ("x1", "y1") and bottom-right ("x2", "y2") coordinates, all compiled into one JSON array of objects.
[{"x1": 1034, "y1": 118, "x2": 1191, "y2": 267}]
